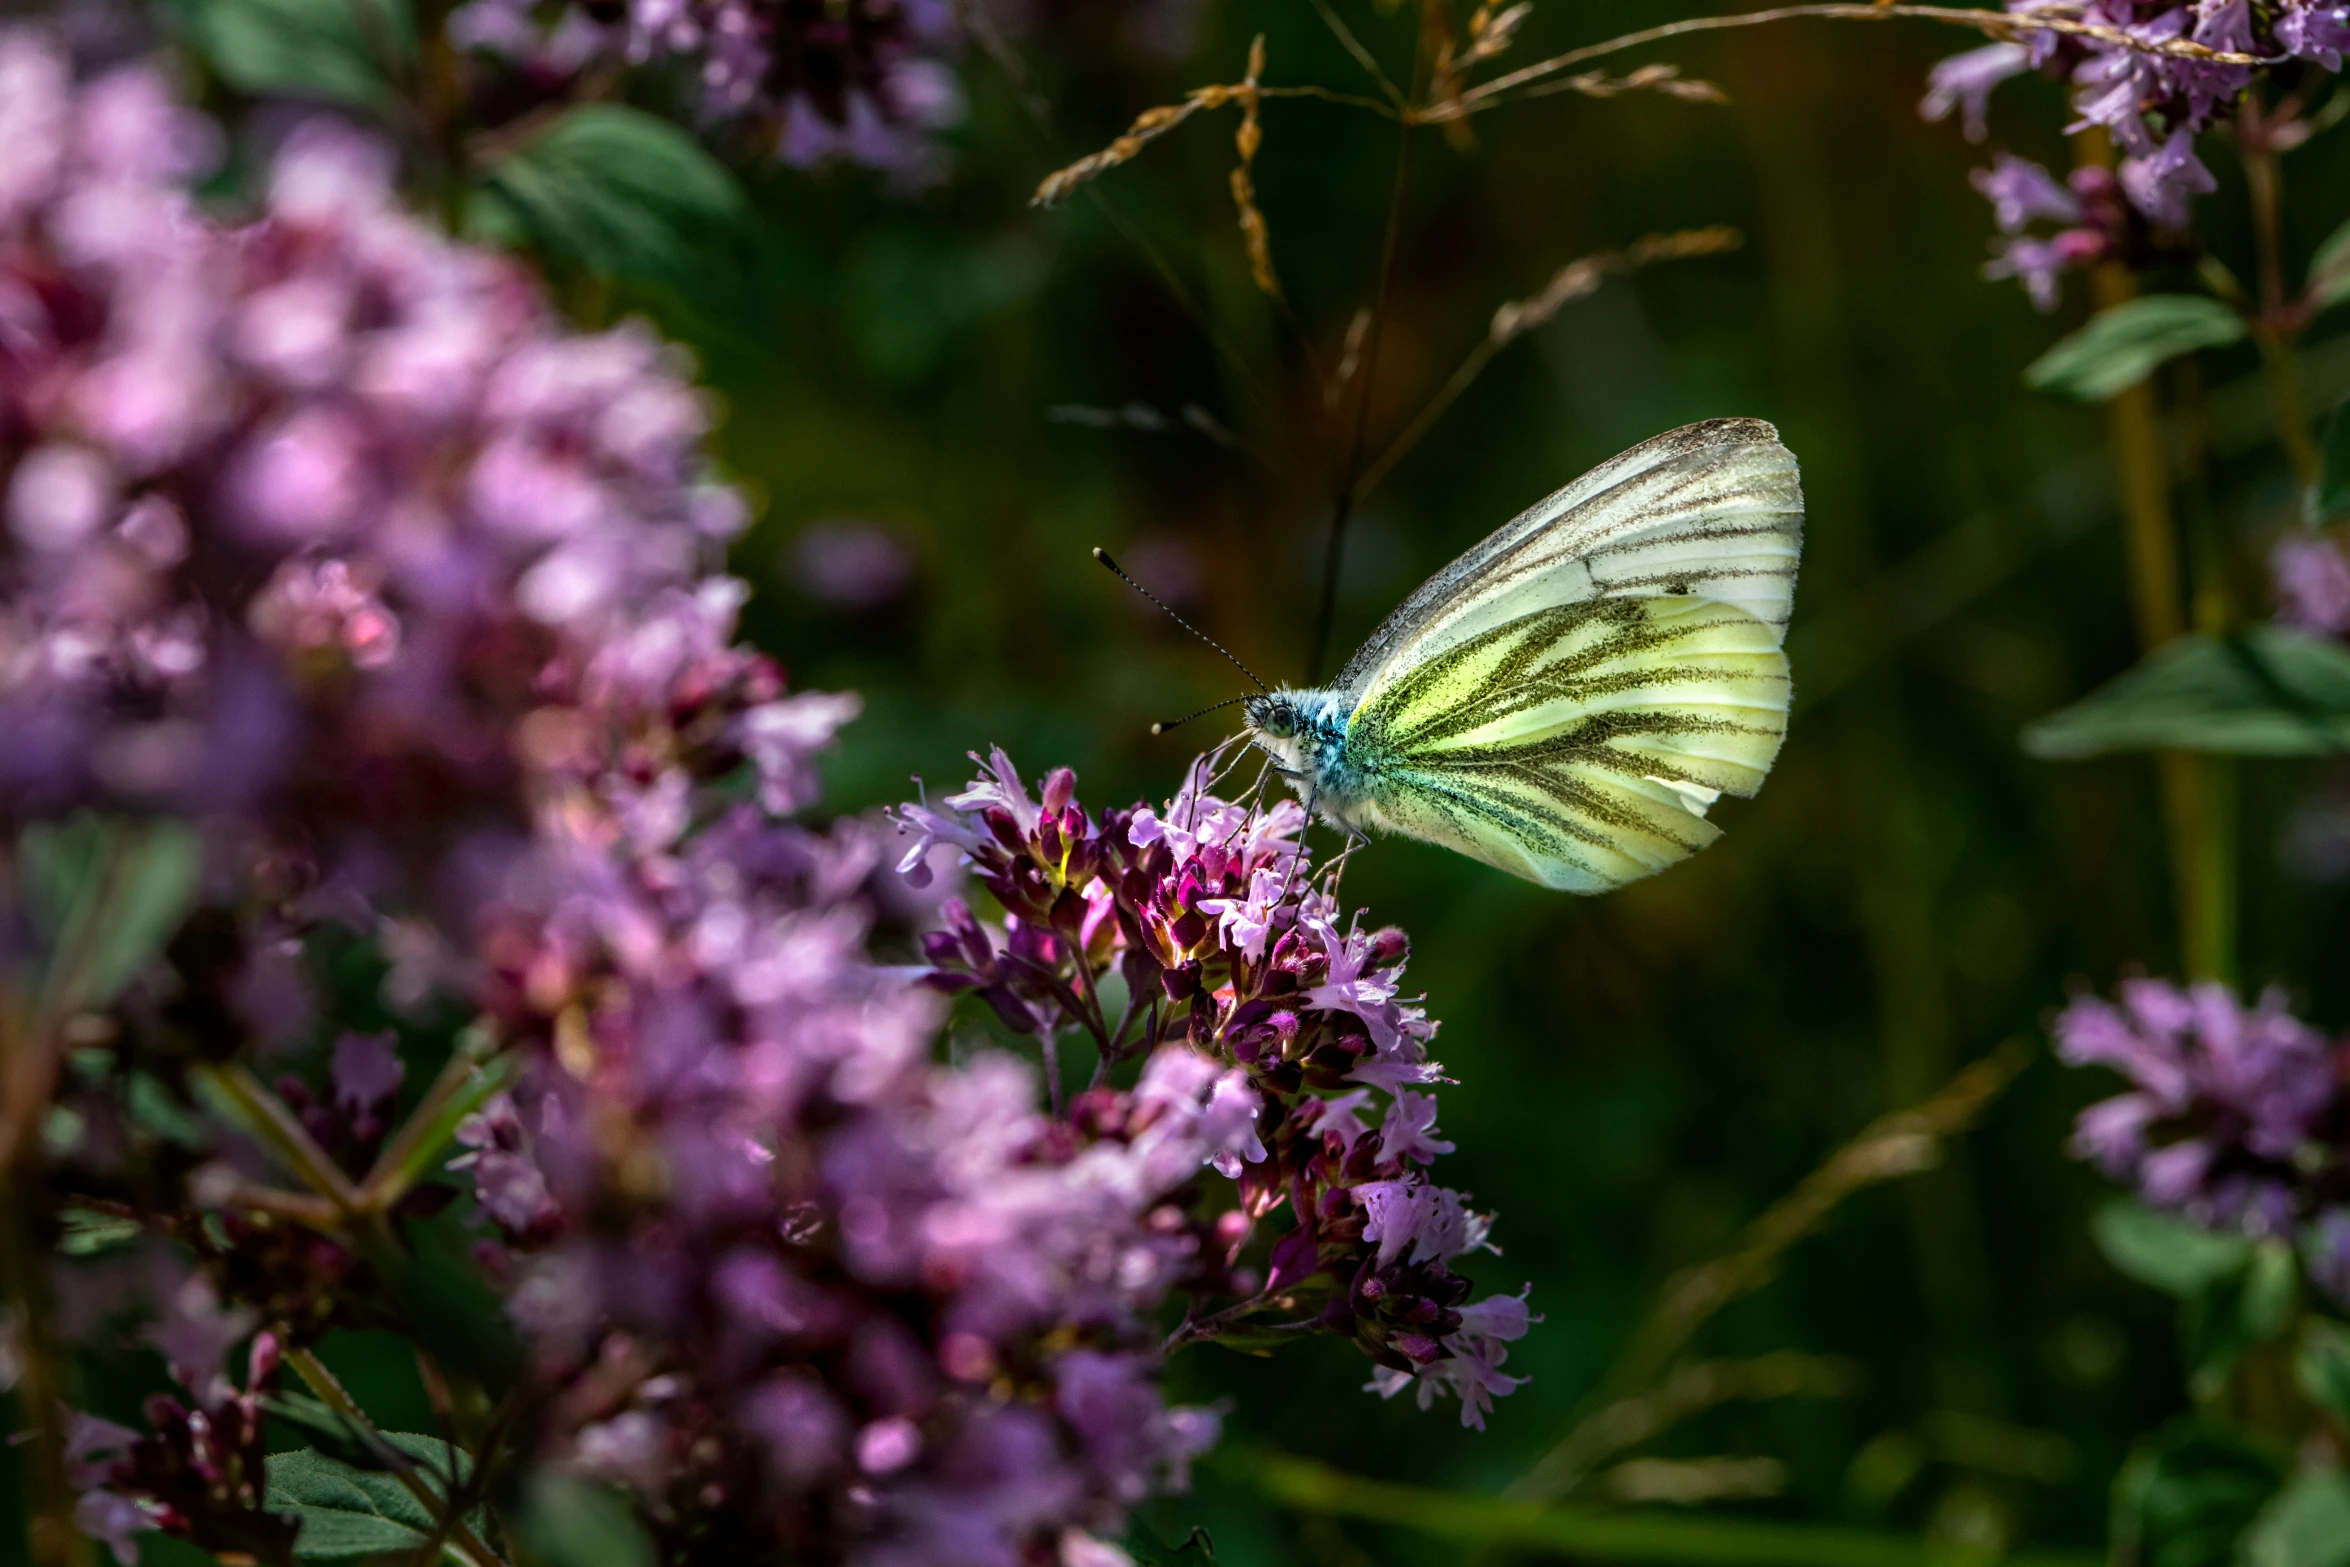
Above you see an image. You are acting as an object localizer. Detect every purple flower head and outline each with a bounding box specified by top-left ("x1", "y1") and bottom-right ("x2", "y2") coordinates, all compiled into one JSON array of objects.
[
  {"x1": 2273, "y1": 532, "x2": 2350, "y2": 637},
  {"x1": 2279, "y1": 0, "x2": 2350, "y2": 67},
  {"x1": 0, "y1": 35, "x2": 756, "y2": 951},
  {"x1": 1973, "y1": 155, "x2": 2081, "y2": 234},
  {"x1": 2307, "y1": 1207, "x2": 2350, "y2": 1307},
  {"x1": 897, "y1": 742, "x2": 1530, "y2": 1430},
  {"x1": 76, "y1": 1332, "x2": 295, "y2": 1563},
  {"x1": 1920, "y1": 42, "x2": 2029, "y2": 139},
  {"x1": 1983, "y1": 232, "x2": 2106, "y2": 312},
  {"x1": 2119, "y1": 130, "x2": 2218, "y2": 230},
  {"x1": 789, "y1": 518, "x2": 916, "y2": 608},
  {"x1": 2055, "y1": 978, "x2": 2347, "y2": 1240},
  {"x1": 1921, "y1": 0, "x2": 2325, "y2": 261},
  {"x1": 453, "y1": 0, "x2": 967, "y2": 179},
  {"x1": 330, "y1": 1030, "x2": 405, "y2": 1114}
]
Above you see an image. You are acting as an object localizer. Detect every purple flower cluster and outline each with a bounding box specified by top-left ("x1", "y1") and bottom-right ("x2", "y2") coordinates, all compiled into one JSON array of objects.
[
  {"x1": 894, "y1": 748, "x2": 1536, "y2": 1429},
  {"x1": 449, "y1": 0, "x2": 1199, "y2": 179},
  {"x1": 71, "y1": 1283, "x2": 291, "y2": 1566},
  {"x1": 462, "y1": 704, "x2": 1246, "y2": 1558},
  {"x1": 2, "y1": 34, "x2": 1262, "y2": 1564},
  {"x1": 2273, "y1": 529, "x2": 2350, "y2": 636},
  {"x1": 1920, "y1": 0, "x2": 2350, "y2": 304},
  {"x1": 1969, "y1": 153, "x2": 2134, "y2": 310},
  {"x1": 453, "y1": 0, "x2": 965, "y2": 178},
  {"x1": 0, "y1": 27, "x2": 741, "y2": 867},
  {"x1": 2055, "y1": 978, "x2": 2350, "y2": 1301}
]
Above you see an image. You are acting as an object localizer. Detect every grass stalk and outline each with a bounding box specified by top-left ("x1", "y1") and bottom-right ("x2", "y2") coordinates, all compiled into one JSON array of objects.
[{"x1": 1236, "y1": 1450, "x2": 2102, "y2": 1567}]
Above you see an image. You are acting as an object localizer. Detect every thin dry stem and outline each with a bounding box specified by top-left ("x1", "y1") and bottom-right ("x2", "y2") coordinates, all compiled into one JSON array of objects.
[
  {"x1": 1535, "y1": 61, "x2": 1730, "y2": 105},
  {"x1": 1328, "y1": 308, "x2": 1373, "y2": 411},
  {"x1": 1230, "y1": 35, "x2": 1281, "y2": 299},
  {"x1": 1439, "y1": 3, "x2": 2268, "y2": 119},
  {"x1": 1509, "y1": 1042, "x2": 2027, "y2": 1508},
  {"x1": 1357, "y1": 226, "x2": 1741, "y2": 499},
  {"x1": 1430, "y1": 0, "x2": 1535, "y2": 119},
  {"x1": 1033, "y1": 96, "x2": 1213, "y2": 205},
  {"x1": 1309, "y1": 0, "x2": 1409, "y2": 108},
  {"x1": 1605, "y1": 1456, "x2": 1790, "y2": 1504},
  {"x1": 1033, "y1": 1, "x2": 2259, "y2": 207},
  {"x1": 1524, "y1": 1353, "x2": 1855, "y2": 1501}
]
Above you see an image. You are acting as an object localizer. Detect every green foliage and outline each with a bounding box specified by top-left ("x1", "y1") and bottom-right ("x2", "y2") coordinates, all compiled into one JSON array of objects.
[
  {"x1": 1127, "y1": 1522, "x2": 1218, "y2": 1564},
  {"x1": 265, "y1": 1434, "x2": 478, "y2": 1561},
  {"x1": 2090, "y1": 1204, "x2": 2297, "y2": 1398},
  {"x1": 508, "y1": 1471, "x2": 654, "y2": 1567},
  {"x1": 468, "y1": 106, "x2": 761, "y2": 319},
  {"x1": 2314, "y1": 400, "x2": 2350, "y2": 522},
  {"x1": 2295, "y1": 1318, "x2": 2350, "y2": 1426},
  {"x1": 838, "y1": 230, "x2": 1047, "y2": 383},
  {"x1": 178, "y1": 0, "x2": 414, "y2": 112},
  {"x1": 16, "y1": 814, "x2": 202, "y2": 1014},
  {"x1": 2308, "y1": 216, "x2": 2350, "y2": 312},
  {"x1": 2093, "y1": 1204, "x2": 2254, "y2": 1296},
  {"x1": 2020, "y1": 628, "x2": 2350, "y2": 757},
  {"x1": 1230, "y1": 1449, "x2": 2101, "y2": 1565},
  {"x1": 2024, "y1": 295, "x2": 2246, "y2": 401},
  {"x1": 2109, "y1": 1423, "x2": 2286, "y2": 1567},
  {"x1": 2241, "y1": 1470, "x2": 2350, "y2": 1567}
]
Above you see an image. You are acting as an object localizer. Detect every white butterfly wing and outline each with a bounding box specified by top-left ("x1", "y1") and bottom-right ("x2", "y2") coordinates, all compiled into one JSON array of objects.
[
  {"x1": 1330, "y1": 418, "x2": 1804, "y2": 892},
  {"x1": 1335, "y1": 417, "x2": 1802, "y2": 702}
]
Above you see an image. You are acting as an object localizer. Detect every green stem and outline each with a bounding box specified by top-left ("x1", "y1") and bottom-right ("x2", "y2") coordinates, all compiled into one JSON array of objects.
[
  {"x1": 1233, "y1": 1449, "x2": 2100, "y2": 1567},
  {"x1": 2077, "y1": 127, "x2": 2232, "y2": 982},
  {"x1": 193, "y1": 1063, "x2": 366, "y2": 1216},
  {"x1": 2257, "y1": 334, "x2": 2323, "y2": 488},
  {"x1": 2244, "y1": 124, "x2": 2322, "y2": 486},
  {"x1": 0, "y1": 1165, "x2": 90, "y2": 1567}
]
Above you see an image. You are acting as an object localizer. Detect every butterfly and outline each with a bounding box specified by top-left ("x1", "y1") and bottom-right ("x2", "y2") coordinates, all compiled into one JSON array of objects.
[{"x1": 1241, "y1": 418, "x2": 1803, "y2": 892}]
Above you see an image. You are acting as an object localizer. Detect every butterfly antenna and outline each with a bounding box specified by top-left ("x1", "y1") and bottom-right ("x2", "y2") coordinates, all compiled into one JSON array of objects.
[
  {"x1": 1151, "y1": 696, "x2": 1249, "y2": 736},
  {"x1": 1093, "y1": 548, "x2": 1269, "y2": 692}
]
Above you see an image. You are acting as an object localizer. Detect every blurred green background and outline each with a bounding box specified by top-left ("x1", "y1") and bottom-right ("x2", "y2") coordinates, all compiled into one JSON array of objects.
[{"x1": 130, "y1": 0, "x2": 2350, "y2": 1559}]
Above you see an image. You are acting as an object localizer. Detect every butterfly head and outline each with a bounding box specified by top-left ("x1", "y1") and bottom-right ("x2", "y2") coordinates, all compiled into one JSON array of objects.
[
  {"x1": 1243, "y1": 687, "x2": 1353, "y2": 788},
  {"x1": 1242, "y1": 691, "x2": 1298, "y2": 739}
]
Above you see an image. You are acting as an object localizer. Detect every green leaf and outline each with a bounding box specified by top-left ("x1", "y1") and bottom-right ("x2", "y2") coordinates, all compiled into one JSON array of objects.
[
  {"x1": 468, "y1": 105, "x2": 758, "y2": 306},
  {"x1": 2314, "y1": 401, "x2": 2350, "y2": 523},
  {"x1": 181, "y1": 0, "x2": 414, "y2": 112},
  {"x1": 2093, "y1": 1203, "x2": 2254, "y2": 1296},
  {"x1": 2241, "y1": 1469, "x2": 2350, "y2": 1567},
  {"x1": 58, "y1": 1206, "x2": 143, "y2": 1256},
  {"x1": 2296, "y1": 1319, "x2": 2350, "y2": 1426},
  {"x1": 2310, "y1": 216, "x2": 2350, "y2": 313},
  {"x1": 17, "y1": 815, "x2": 202, "y2": 1015},
  {"x1": 267, "y1": 1449, "x2": 435, "y2": 1559},
  {"x1": 2021, "y1": 628, "x2": 2350, "y2": 758},
  {"x1": 2110, "y1": 1422, "x2": 2285, "y2": 1567},
  {"x1": 358, "y1": 1033, "x2": 515, "y2": 1211},
  {"x1": 2025, "y1": 295, "x2": 2247, "y2": 400},
  {"x1": 510, "y1": 1471, "x2": 653, "y2": 1567},
  {"x1": 2183, "y1": 1239, "x2": 2298, "y2": 1400},
  {"x1": 265, "y1": 1437, "x2": 479, "y2": 1562},
  {"x1": 1126, "y1": 1521, "x2": 1217, "y2": 1565}
]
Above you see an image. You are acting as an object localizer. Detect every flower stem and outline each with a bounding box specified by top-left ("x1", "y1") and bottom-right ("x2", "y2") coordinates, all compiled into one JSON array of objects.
[
  {"x1": 2079, "y1": 129, "x2": 2234, "y2": 982},
  {"x1": 2242, "y1": 111, "x2": 2323, "y2": 486},
  {"x1": 0, "y1": 1161, "x2": 90, "y2": 1567}
]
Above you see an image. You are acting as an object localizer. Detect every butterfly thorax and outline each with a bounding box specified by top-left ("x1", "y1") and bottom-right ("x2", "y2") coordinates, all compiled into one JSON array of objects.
[{"x1": 1244, "y1": 687, "x2": 1383, "y2": 832}]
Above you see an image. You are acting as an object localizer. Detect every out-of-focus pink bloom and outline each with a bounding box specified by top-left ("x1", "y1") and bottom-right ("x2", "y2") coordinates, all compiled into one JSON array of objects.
[{"x1": 2274, "y1": 531, "x2": 2350, "y2": 636}]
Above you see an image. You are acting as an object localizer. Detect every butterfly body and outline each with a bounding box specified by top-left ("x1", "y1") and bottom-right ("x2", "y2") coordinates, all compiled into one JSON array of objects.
[{"x1": 1242, "y1": 418, "x2": 1804, "y2": 893}]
